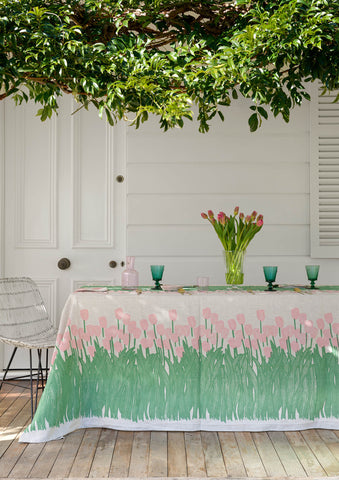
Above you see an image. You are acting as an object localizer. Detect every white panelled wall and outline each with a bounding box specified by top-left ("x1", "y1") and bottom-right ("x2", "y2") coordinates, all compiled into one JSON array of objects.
[
  {"x1": 0, "y1": 84, "x2": 339, "y2": 300},
  {"x1": 126, "y1": 84, "x2": 339, "y2": 287}
]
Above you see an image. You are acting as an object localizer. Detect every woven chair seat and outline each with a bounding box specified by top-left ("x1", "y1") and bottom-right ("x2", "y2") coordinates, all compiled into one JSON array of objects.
[
  {"x1": 0, "y1": 277, "x2": 58, "y2": 350},
  {"x1": 0, "y1": 328, "x2": 58, "y2": 349}
]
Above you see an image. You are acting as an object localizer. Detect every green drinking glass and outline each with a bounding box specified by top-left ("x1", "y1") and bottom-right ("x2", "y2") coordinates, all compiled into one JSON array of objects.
[
  {"x1": 151, "y1": 265, "x2": 164, "y2": 290},
  {"x1": 305, "y1": 265, "x2": 319, "y2": 289},
  {"x1": 263, "y1": 266, "x2": 278, "y2": 291}
]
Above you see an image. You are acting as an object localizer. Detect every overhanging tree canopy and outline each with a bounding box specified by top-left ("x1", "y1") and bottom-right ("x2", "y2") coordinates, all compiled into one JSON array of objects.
[{"x1": 0, "y1": 0, "x2": 338, "y2": 132}]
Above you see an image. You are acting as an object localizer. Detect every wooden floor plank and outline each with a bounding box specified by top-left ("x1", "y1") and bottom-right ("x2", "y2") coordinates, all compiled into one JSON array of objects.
[
  {"x1": 201, "y1": 431, "x2": 226, "y2": 477},
  {"x1": 69, "y1": 428, "x2": 101, "y2": 478},
  {"x1": 109, "y1": 431, "x2": 133, "y2": 477},
  {"x1": 28, "y1": 439, "x2": 64, "y2": 478},
  {"x1": 0, "y1": 389, "x2": 31, "y2": 468},
  {"x1": 89, "y1": 428, "x2": 117, "y2": 478},
  {"x1": 128, "y1": 431, "x2": 150, "y2": 478},
  {"x1": 184, "y1": 432, "x2": 206, "y2": 477},
  {"x1": 48, "y1": 429, "x2": 85, "y2": 478},
  {"x1": 285, "y1": 431, "x2": 326, "y2": 477},
  {"x1": 318, "y1": 429, "x2": 339, "y2": 462},
  {"x1": 268, "y1": 431, "x2": 306, "y2": 477},
  {"x1": 0, "y1": 391, "x2": 21, "y2": 418},
  {"x1": 0, "y1": 384, "x2": 17, "y2": 415},
  {"x1": 235, "y1": 432, "x2": 267, "y2": 477},
  {"x1": 0, "y1": 412, "x2": 31, "y2": 477},
  {"x1": 0, "y1": 382, "x2": 15, "y2": 395},
  {"x1": 252, "y1": 432, "x2": 286, "y2": 477},
  {"x1": 148, "y1": 431, "x2": 167, "y2": 477},
  {"x1": 168, "y1": 432, "x2": 187, "y2": 477},
  {"x1": 218, "y1": 431, "x2": 247, "y2": 477},
  {"x1": 8, "y1": 442, "x2": 45, "y2": 478},
  {"x1": 0, "y1": 435, "x2": 27, "y2": 478},
  {"x1": 0, "y1": 394, "x2": 31, "y2": 460},
  {"x1": 0, "y1": 390, "x2": 30, "y2": 429},
  {"x1": 302, "y1": 429, "x2": 339, "y2": 476}
]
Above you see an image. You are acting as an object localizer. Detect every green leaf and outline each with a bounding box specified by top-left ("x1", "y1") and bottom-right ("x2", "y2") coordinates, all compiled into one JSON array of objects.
[
  {"x1": 257, "y1": 106, "x2": 268, "y2": 120},
  {"x1": 232, "y1": 89, "x2": 238, "y2": 100},
  {"x1": 218, "y1": 111, "x2": 225, "y2": 122},
  {"x1": 248, "y1": 113, "x2": 259, "y2": 132}
]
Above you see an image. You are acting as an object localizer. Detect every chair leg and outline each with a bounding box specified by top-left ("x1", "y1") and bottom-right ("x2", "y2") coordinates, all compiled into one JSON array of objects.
[
  {"x1": 41, "y1": 348, "x2": 48, "y2": 389},
  {"x1": 34, "y1": 349, "x2": 43, "y2": 413},
  {"x1": 29, "y1": 349, "x2": 34, "y2": 420},
  {"x1": 1, "y1": 347, "x2": 47, "y2": 419},
  {"x1": 0, "y1": 347, "x2": 18, "y2": 391},
  {"x1": 45, "y1": 349, "x2": 49, "y2": 384}
]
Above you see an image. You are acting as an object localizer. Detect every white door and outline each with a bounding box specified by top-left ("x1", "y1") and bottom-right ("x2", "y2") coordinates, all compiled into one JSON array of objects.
[{"x1": 2, "y1": 96, "x2": 126, "y2": 369}]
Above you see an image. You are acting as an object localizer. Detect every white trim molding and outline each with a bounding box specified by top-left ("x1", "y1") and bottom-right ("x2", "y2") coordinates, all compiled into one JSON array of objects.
[
  {"x1": 72, "y1": 106, "x2": 114, "y2": 248},
  {"x1": 35, "y1": 278, "x2": 58, "y2": 328},
  {"x1": 15, "y1": 109, "x2": 57, "y2": 248}
]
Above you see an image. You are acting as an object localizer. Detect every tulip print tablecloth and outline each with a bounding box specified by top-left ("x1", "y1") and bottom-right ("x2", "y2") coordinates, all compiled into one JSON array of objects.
[{"x1": 20, "y1": 287, "x2": 339, "y2": 442}]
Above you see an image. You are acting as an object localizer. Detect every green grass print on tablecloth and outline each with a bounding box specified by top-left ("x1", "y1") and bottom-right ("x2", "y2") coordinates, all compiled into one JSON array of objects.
[{"x1": 30, "y1": 336, "x2": 339, "y2": 432}]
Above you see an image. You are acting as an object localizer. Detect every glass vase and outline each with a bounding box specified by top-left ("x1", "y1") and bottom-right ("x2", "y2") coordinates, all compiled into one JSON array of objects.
[
  {"x1": 121, "y1": 256, "x2": 139, "y2": 289},
  {"x1": 223, "y1": 250, "x2": 245, "y2": 285}
]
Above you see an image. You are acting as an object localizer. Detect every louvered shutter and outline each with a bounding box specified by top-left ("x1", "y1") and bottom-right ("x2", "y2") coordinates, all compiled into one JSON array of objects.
[{"x1": 310, "y1": 84, "x2": 339, "y2": 257}]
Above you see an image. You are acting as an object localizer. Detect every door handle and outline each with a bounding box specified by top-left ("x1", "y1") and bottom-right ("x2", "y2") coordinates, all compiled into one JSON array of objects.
[
  {"x1": 109, "y1": 261, "x2": 125, "y2": 268},
  {"x1": 58, "y1": 258, "x2": 71, "y2": 270}
]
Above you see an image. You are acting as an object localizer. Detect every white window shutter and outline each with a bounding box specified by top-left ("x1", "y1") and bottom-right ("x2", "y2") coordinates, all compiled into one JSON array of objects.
[{"x1": 310, "y1": 83, "x2": 339, "y2": 257}]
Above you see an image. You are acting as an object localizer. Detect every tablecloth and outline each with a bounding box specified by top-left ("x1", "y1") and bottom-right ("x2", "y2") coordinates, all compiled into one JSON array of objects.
[{"x1": 20, "y1": 287, "x2": 339, "y2": 442}]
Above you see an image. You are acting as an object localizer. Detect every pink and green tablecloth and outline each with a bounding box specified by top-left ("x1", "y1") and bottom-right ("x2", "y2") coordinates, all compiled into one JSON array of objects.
[{"x1": 20, "y1": 287, "x2": 339, "y2": 442}]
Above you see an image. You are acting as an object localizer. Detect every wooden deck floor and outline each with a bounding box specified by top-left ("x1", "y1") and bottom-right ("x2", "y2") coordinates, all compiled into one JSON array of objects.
[{"x1": 0, "y1": 381, "x2": 339, "y2": 479}]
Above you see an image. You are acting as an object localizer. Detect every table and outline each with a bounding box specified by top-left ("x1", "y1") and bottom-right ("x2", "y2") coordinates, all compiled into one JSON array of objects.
[{"x1": 20, "y1": 287, "x2": 339, "y2": 443}]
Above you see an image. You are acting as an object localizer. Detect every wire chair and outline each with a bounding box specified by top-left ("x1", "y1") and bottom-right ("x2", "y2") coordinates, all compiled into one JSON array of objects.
[{"x1": 0, "y1": 277, "x2": 58, "y2": 419}]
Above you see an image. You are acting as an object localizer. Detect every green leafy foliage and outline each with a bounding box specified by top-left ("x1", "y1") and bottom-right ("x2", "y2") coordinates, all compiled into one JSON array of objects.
[{"x1": 0, "y1": 0, "x2": 338, "y2": 132}]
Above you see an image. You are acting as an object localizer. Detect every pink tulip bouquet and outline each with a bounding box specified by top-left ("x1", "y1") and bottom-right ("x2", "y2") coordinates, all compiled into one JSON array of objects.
[{"x1": 201, "y1": 207, "x2": 264, "y2": 284}]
